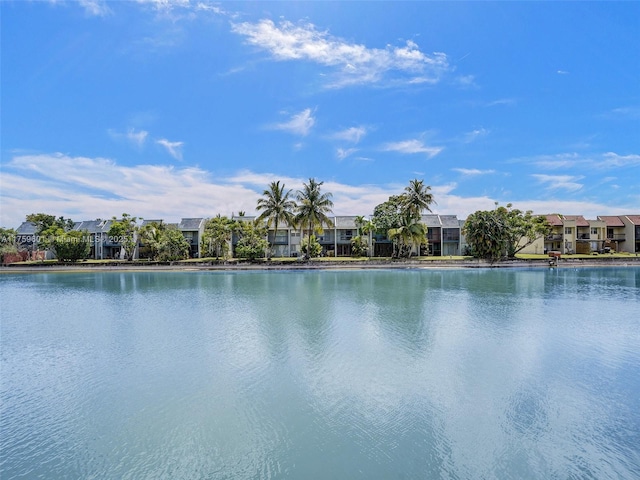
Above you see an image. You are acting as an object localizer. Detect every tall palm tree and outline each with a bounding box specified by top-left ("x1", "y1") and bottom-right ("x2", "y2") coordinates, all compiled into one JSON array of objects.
[
  {"x1": 295, "y1": 178, "x2": 334, "y2": 257},
  {"x1": 388, "y1": 209, "x2": 428, "y2": 258},
  {"x1": 354, "y1": 215, "x2": 366, "y2": 237},
  {"x1": 403, "y1": 179, "x2": 436, "y2": 217},
  {"x1": 256, "y1": 181, "x2": 297, "y2": 257}
]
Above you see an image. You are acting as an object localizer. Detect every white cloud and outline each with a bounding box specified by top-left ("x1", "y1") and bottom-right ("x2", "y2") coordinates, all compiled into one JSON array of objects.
[
  {"x1": 382, "y1": 139, "x2": 443, "y2": 158},
  {"x1": 604, "y1": 106, "x2": 640, "y2": 119},
  {"x1": 463, "y1": 128, "x2": 489, "y2": 143},
  {"x1": 78, "y1": 0, "x2": 112, "y2": 16},
  {"x1": 453, "y1": 168, "x2": 495, "y2": 176},
  {"x1": 455, "y1": 74, "x2": 477, "y2": 87},
  {"x1": 156, "y1": 138, "x2": 184, "y2": 160},
  {"x1": 332, "y1": 126, "x2": 367, "y2": 144},
  {"x1": 1, "y1": 153, "x2": 257, "y2": 227},
  {"x1": 557, "y1": 70, "x2": 569, "y2": 75},
  {"x1": 231, "y1": 19, "x2": 449, "y2": 88},
  {"x1": 484, "y1": 98, "x2": 517, "y2": 107},
  {"x1": 127, "y1": 129, "x2": 148, "y2": 147},
  {"x1": 524, "y1": 152, "x2": 640, "y2": 170},
  {"x1": 531, "y1": 174, "x2": 584, "y2": 192},
  {"x1": 336, "y1": 148, "x2": 358, "y2": 160},
  {"x1": 1, "y1": 154, "x2": 632, "y2": 229},
  {"x1": 602, "y1": 152, "x2": 640, "y2": 167},
  {"x1": 135, "y1": 0, "x2": 190, "y2": 11},
  {"x1": 109, "y1": 128, "x2": 149, "y2": 148},
  {"x1": 271, "y1": 108, "x2": 315, "y2": 136}
]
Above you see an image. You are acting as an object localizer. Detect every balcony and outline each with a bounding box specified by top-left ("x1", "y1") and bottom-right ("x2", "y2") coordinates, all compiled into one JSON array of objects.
[
  {"x1": 606, "y1": 234, "x2": 626, "y2": 241},
  {"x1": 267, "y1": 235, "x2": 289, "y2": 245},
  {"x1": 546, "y1": 234, "x2": 563, "y2": 241}
]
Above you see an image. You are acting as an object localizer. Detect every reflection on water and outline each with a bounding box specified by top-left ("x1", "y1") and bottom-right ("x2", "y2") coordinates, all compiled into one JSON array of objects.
[{"x1": 1, "y1": 268, "x2": 639, "y2": 479}]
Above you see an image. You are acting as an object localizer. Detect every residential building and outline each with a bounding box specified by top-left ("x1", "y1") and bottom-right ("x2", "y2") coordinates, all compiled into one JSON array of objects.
[
  {"x1": 72, "y1": 219, "x2": 111, "y2": 259},
  {"x1": 544, "y1": 215, "x2": 606, "y2": 254},
  {"x1": 598, "y1": 216, "x2": 627, "y2": 253},
  {"x1": 621, "y1": 215, "x2": 640, "y2": 253},
  {"x1": 178, "y1": 218, "x2": 205, "y2": 258}
]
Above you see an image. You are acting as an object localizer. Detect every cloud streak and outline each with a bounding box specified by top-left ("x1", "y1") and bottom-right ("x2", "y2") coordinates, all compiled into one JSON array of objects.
[
  {"x1": 109, "y1": 128, "x2": 149, "y2": 148},
  {"x1": 524, "y1": 152, "x2": 640, "y2": 170},
  {"x1": 531, "y1": 174, "x2": 584, "y2": 192},
  {"x1": 271, "y1": 108, "x2": 315, "y2": 136},
  {"x1": 382, "y1": 139, "x2": 443, "y2": 158},
  {"x1": 231, "y1": 19, "x2": 449, "y2": 88},
  {"x1": 75, "y1": 0, "x2": 112, "y2": 16},
  {"x1": 453, "y1": 168, "x2": 495, "y2": 176},
  {"x1": 332, "y1": 126, "x2": 368, "y2": 144},
  {"x1": 157, "y1": 138, "x2": 184, "y2": 160}
]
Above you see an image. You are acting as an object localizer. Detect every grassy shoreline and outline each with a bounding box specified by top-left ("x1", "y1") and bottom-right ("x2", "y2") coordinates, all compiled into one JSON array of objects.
[{"x1": 2, "y1": 254, "x2": 640, "y2": 273}]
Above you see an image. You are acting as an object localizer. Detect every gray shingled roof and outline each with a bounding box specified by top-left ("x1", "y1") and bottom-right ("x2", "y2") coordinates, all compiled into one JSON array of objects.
[
  {"x1": 334, "y1": 216, "x2": 358, "y2": 228},
  {"x1": 178, "y1": 218, "x2": 204, "y2": 230},
  {"x1": 421, "y1": 214, "x2": 442, "y2": 227},
  {"x1": 440, "y1": 215, "x2": 460, "y2": 228},
  {"x1": 141, "y1": 219, "x2": 164, "y2": 227},
  {"x1": 15, "y1": 222, "x2": 37, "y2": 234},
  {"x1": 73, "y1": 220, "x2": 106, "y2": 233}
]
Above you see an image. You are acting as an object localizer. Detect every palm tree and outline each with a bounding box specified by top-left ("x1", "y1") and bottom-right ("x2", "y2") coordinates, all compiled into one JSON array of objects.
[
  {"x1": 256, "y1": 181, "x2": 297, "y2": 257},
  {"x1": 354, "y1": 215, "x2": 366, "y2": 237},
  {"x1": 138, "y1": 220, "x2": 165, "y2": 260},
  {"x1": 403, "y1": 179, "x2": 436, "y2": 217},
  {"x1": 388, "y1": 209, "x2": 428, "y2": 258},
  {"x1": 202, "y1": 215, "x2": 234, "y2": 260},
  {"x1": 295, "y1": 178, "x2": 334, "y2": 258}
]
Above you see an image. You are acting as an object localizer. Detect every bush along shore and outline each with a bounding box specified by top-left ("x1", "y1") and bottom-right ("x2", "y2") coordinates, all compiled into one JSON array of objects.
[{"x1": 2, "y1": 254, "x2": 640, "y2": 272}]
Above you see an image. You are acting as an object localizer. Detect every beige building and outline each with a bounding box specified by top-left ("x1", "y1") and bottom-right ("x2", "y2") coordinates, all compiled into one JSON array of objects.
[{"x1": 543, "y1": 215, "x2": 606, "y2": 254}]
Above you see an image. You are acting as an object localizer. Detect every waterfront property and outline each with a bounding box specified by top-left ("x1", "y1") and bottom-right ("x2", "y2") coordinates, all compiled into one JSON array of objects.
[
  {"x1": 10, "y1": 212, "x2": 640, "y2": 262},
  {"x1": 542, "y1": 214, "x2": 640, "y2": 255}
]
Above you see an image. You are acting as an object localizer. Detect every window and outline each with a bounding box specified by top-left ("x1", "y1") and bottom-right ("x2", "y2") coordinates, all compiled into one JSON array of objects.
[
  {"x1": 565, "y1": 227, "x2": 572, "y2": 235},
  {"x1": 591, "y1": 228, "x2": 598, "y2": 235}
]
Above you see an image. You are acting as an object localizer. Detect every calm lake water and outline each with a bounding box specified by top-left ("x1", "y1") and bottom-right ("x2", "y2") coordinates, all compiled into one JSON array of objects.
[{"x1": 1, "y1": 268, "x2": 639, "y2": 479}]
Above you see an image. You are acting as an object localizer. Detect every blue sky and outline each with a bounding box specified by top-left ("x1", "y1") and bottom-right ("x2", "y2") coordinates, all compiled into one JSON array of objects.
[{"x1": 1, "y1": 0, "x2": 638, "y2": 228}]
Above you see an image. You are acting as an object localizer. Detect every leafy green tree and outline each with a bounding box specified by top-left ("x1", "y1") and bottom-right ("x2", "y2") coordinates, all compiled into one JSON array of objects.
[
  {"x1": 108, "y1": 213, "x2": 139, "y2": 260},
  {"x1": 51, "y1": 229, "x2": 91, "y2": 262},
  {"x1": 138, "y1": 221, "x2": 165, "y2": 260},
  {"x1": 500, "y1": 204, "x2": 551, "y2": 257},
  {"x1": 371, "y1": 195, "x2": 405, "y2": 235},
  {"x1": 256, "y1": 181, "x2": 297, "y2": 257},
  {"x1": 202, "y1": 215, "x2": 234, "y2": 260},
  {"x1": 463, "y1": 204, "x2": 550, "y2": 261},
  {"x1": 300, "y1": 234, "x2": 323, "y2": 258},
  {"x1": 295, "y1": 178, "x2": 334, "y2": 259},
  {"x1": 157, "y1": 225, "x2": 190, "y2": 261},
  {"x1": 25, "y1": 213, "x2": 75, "y2": 250},
  {"x1": 462, "y1": 210, "x2": 508, "y2": 262},
  {"x1": 0, "y1": 227, "x2": 19, "y2": 261},
  {"x1": 234, "y1": 221, "x2": 269, "y2": 260},
  {"x1": 25, "y1": 213, "x2": 74, "y2": 235}
]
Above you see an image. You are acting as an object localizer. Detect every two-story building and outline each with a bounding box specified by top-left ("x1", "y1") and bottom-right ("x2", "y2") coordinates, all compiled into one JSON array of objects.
[
  {"x1": 178, "y1": 218, "x2": 205, "y2": 258},
  {"x1": 544, "y1": 215, "x2": 606, "y2": 254},
  {"x1": 620, "y1": 215, "x2": 640, "y2": 253}
]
